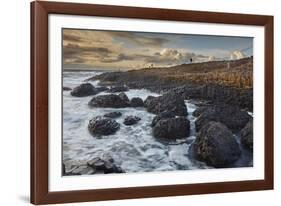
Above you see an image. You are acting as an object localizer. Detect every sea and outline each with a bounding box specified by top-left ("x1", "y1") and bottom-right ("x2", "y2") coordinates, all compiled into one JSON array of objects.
[{"x1": 62, "y1": 70, "x2": 251, "y2": 173}]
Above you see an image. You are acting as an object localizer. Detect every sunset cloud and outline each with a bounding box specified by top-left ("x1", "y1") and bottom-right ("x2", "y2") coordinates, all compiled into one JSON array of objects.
[{"x1": 63, "y1": 29, "x2": 253, "y2": 70}]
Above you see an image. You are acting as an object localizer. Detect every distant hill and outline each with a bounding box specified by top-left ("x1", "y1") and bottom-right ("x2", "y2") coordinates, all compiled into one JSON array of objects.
[{"x1": 128, "y1": 57, "x2": 253, "y2": 89}]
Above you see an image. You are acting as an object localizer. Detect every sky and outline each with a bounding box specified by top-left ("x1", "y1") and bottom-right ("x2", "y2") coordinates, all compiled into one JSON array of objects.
[{"x1": 63, "y1": 29, "x2": 253, "y2": 70}]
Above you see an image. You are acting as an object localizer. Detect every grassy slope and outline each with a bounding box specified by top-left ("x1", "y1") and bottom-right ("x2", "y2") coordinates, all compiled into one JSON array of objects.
[{"x1": 125, "y1": 57, "x2": 253, "y2": 89}]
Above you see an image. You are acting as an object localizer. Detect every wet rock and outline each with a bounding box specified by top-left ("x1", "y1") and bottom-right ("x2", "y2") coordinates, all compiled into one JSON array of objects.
[
  {"x1": 192, "y1": 106, "x2": 208, "y2": 117},
  {"x1": 88, "y1": 94, "x2": 130, "y2": 108},
  {"x1": 71, "y1": 165, "x2": 95, "y2": 175},
  {"x1": 193, "y1": 121, "x2": 241, "y2": 167},
  {"x1": 123, "y1": 116, "x2": 141, "y2": 125},
  {"x1": 107, "y1": 85, "x2": 129, "y2": 93},
  {"x1": 88, "y1": 116, "x2": 120, "y2": 136},
  {"x1": 87, "y1": 156, "x2": 124, "y2": 174},
  {"x1": 63, "y1": 163, "x2": 95, "y2": 176},
  {"x1": 118, "y1": 92, "x2": 130, "y2": 104},
  {"x1": 144, "y1": 92, "x2": 187, "y2": 116},
  {"x1": 240, "y1": 119, "x2": 253, "y2": 150},
  {"x1": 172, "y1": 84, "x2": 253, "y2": 111},
  {"x1": 144, "y1": 96, "x2": 157, "y2": 107},
  {"x1": 151, "y1": 110, "x2": 175, "y2": 127},
  {"x1": 70, "y1": 83, "x2": 98, "y2": 97},
  {"x1": 152, "y1": 117, "x2": 190, "y2": 139},
  {"x1": 96, "y1": 86, "x2": 109, "y2": 93},
  {"x1": 130, "y1": 97, "x2": 144, "y2": 107},
  {"x1": 195, "y1": 104, "x2": 251, "y2": 132},
  {"x1": 104, "y1": 111, "x2": 122, "y2": 118},
  {"x1": 63, "y1": 86, "x2": 72, "y2": 91}
]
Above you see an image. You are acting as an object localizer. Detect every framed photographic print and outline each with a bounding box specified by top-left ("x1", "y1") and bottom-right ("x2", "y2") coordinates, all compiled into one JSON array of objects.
[{"x1": 30, "y1": 1, "x2": 274, "y2": 204}]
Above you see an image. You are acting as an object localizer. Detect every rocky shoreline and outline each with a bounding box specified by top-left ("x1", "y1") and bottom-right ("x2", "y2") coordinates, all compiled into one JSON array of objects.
[
  {"x1": 87, "y1": 57, "x2": 253, "y2": 111},
  {"x1": 63, "y1": 58, "x2": 253, "y2": 175}
]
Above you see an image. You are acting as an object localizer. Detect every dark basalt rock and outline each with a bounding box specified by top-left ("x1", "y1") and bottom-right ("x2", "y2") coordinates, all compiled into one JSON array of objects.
[
  {"x1": 118, "y1": 92, "x2": 130, "y2": 104},
  {"x1": 192, "y1": 106, "x2": 208, "y2": 117},
  {"x1": 87, "y1": 156, "x2": 124, "y2": 174},
  {"x1": 96, "y1": 86, "x2": 109, "y2": 93},
  {"x1": 195, "y1": 104, "x2": 251, "y2": 132},
  {"x1": 130, "y1": 97, "x2": 144, "y2": 107},
  {"x1": 151, "y1": 110, "x2": 175, "y2": 127},
  {"x1": 123, "y1": 116, "x2": 141, "y2": 126},
  {"x1": 70, "y1": 83, "x2": 98, "y2": 97},
  {"x1": 63, "y1": 163, "x2": 95, "y2": 176},
  {"x1": 63, "y1": 154, "x2": 124, "y2": 175},
  {"x1": 172, "y1": 84, "x2": 253, "y2": 111},
  {"x1": 107, "y1": 85, "x2": 129, "y2": 93},
  {"x1": 144, "y1": 92, "x2": 187, "y2": 116},
  {"x1": 88, "y1": 116, "x2": 120, "y2": 136},
  {"x1": 144, "y1": 96, "x2": 157, "y2": 107},
  {"x1": 152, "y1": 117, "x2": 190, "y2": 139},
  {"x1": 88, "y1": 94, "x2": 130, "y2": 108},
  {"x1": 240, "y1": 119, "x2": 253, "y2": 150},
  {"x1": 193, "y1": 121, "x2": 241, "y2": 167},
  {"x1": 63, "y1": 86, "x2": 72, "y2": 91},
  {"x1": 104, "y1": 111, "x2": 122, "y2": 118}
]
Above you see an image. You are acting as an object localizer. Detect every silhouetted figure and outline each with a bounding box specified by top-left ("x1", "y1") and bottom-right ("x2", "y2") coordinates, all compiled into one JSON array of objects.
[{"x1": 190, "y1": 58, "x2": 193, "y2": 63}]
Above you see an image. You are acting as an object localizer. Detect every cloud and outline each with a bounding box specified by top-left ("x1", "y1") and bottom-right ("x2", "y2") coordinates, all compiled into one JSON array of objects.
[
  {"x1": 62, "y1": 29, "x2": 232, "y2": 70},
  {"x1": 112, "y1": 32, "x2": 170, "y2": 47},
  {"x1": 63, "y1": 43, "x2": 113, "y2": 65},
  {"x1": 97, "y1": 48, "x2": 210, "y2": 67},
  {"x1": 230, "y1": 50, "x2": 246, "y2": 60},
  {"x1": 63, "y1": 33, "x2": 84, "y2": 43}
]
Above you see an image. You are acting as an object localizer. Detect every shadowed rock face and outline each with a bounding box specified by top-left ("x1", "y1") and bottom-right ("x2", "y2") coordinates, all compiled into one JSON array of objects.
[
  {"x1": 123, "y1": 116, "x2": 141, "y2": 126},
  {"x1": 152, "y1": 117, "x2": 190, "y2": 139},
  {"x1": 118, "y1": 92, "x2": 130, "y2": 104},
  {"x1": 130, "y1": 97, "x2": 144, "y2": 107},
  {"x1": 195, "y1": 104, "x2": 251, "y2": 132},
  {"x1": 88, "y1": 94, "x2": 130, "y2": 108},
  {"x1": 70, "y1": 83, "x2": 98, "y2": 97},
  {"x1": 144, "y1": 92, "x2": 188, "y2": 116},
  {"x1": 151, "y1": 110, "x2": 175, "y2": 127},
  {"x1": 88, "y1": 116, "x2": 120, "y2": 136},
  {"x1": 87, "y1": 156, "x2": 124, "y2": 174},
  {"x1": 104, "y1": 111, "x2": 122, "y2": 118},
  {"x1": 193, "y1": 121, "x2": 241, "y2": 167},
  {"x1": 240, "y1": 119, "x2": 253, "y2": 150}
]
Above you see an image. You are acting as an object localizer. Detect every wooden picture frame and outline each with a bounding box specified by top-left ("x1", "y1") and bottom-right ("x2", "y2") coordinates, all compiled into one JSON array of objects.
[{"x1": 31, "y1": 0, "x2": 274, "y2": 204}]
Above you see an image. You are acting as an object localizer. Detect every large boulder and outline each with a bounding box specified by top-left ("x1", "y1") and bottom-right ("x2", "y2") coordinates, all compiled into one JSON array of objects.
[
  {"x1": 88, "y1": 94, "x2": 130, "y2": 108},
  {"x1": 123, "y1": 116, "x2": 141, "y2": 126},
  {"x1": 151, "y1": 110, "x2": 175, "y2": 127},
  {"x1": 118, "y1": 92, "x2": 130, "y2": 104},
  {"x1": 195, "y1": 104, "x2": 251, "y2": 132},
  {"x1": 107, "y1": 85, "x2": 129, "y2": 93},
  {"x1": 88, "y1": 116, "x2": 120, "y2": 136},
  {"x1": 104, "y1": 111, "x2": 122, "y2": 118},
  {"x1": 240, "y1": 119, "x2": 253, "y2": 150},
  {"x1": 144, "y1": 96, "x2": 157, "y2": 107},
  {"x1": 193, "y1": 121, "x2": 241, "y2": 167},
  {"x1": 152, "y1": 117, "x2": 190, "y2": 139},
  {"x1": 144, "y1": 92, "x2": 187, "y2": 116},
  {"x1": 71, "y1": 83, "x2": 98, "y2": 97},
  {"x1": 130, "y1": 97, "x2": 144, "y2": 107}
]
